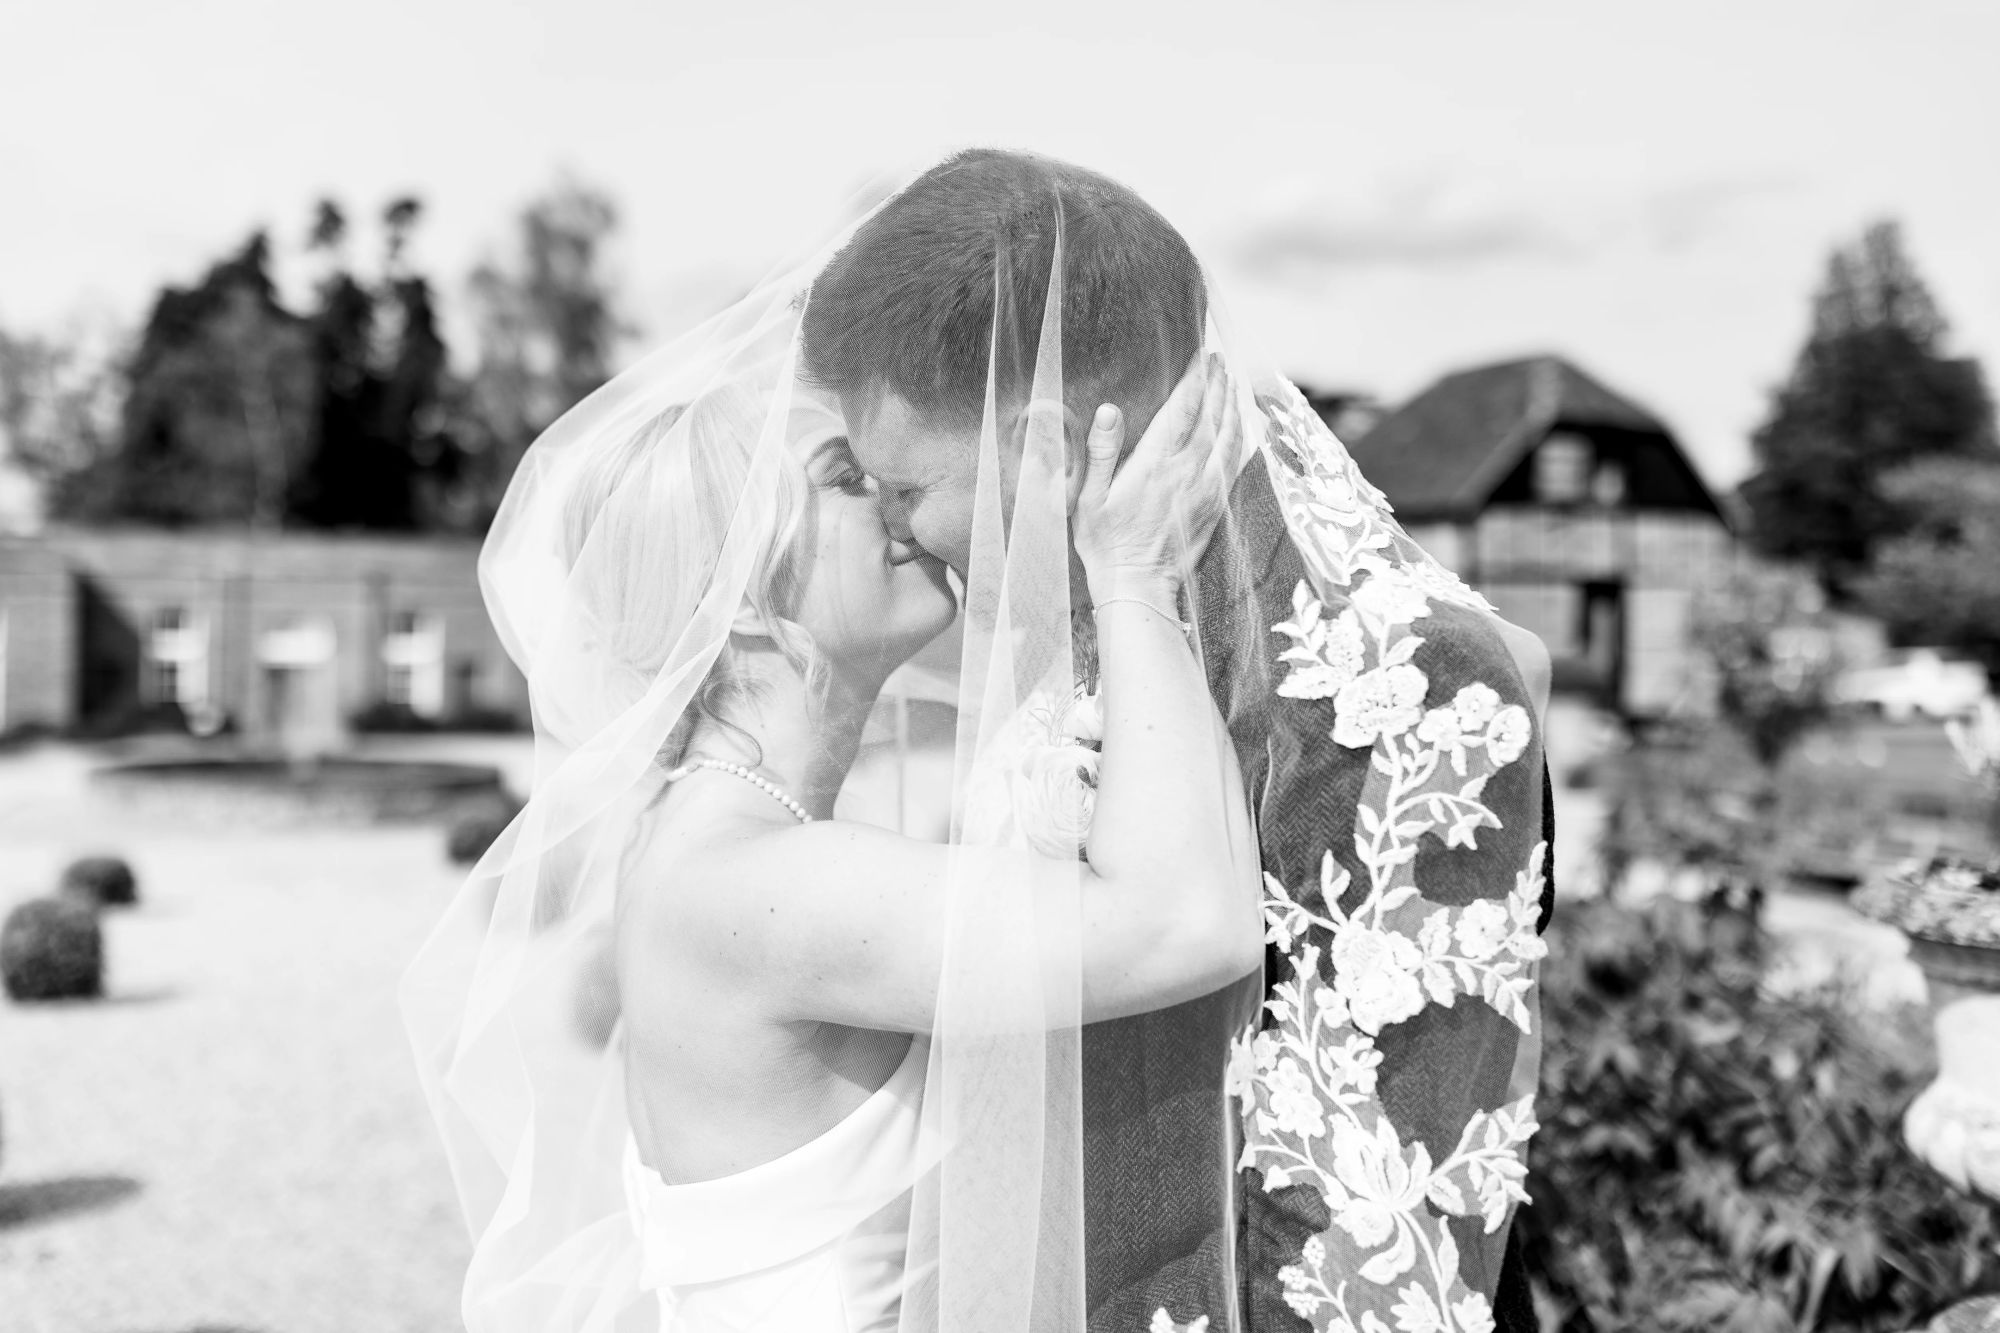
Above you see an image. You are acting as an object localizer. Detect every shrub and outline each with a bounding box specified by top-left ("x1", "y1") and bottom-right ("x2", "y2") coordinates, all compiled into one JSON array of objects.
[
  {"x1": 447, "y1": 800, "x2": 523, "y2": 866},
  {"x1": 58, "y1": 855, "x2": 138, "y2": 909},
  {"x1": 1689, "y1": 564, "x2": 1843, "y2": 770},
  {"x1": 1597, "y1": 722, "x2": 1893, "y2": 898},
  {"x1": 350, "y1": 700, "x2": 439, "y2": 734},
  {"x1": 353, "y1": 700, "x2": 527, "y2": 735},
  {"x1": 1, "y1": 897, "x2": 104, "y2": 1001},
  {"x1": 1519, "y1": 893, "x2": 2000, "y2": 1332}
]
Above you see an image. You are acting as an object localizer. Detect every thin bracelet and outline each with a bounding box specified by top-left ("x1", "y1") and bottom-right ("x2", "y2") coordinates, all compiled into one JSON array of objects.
[{"x1": 1092, "y1": 595, "x2": 1192, "y2": 635}]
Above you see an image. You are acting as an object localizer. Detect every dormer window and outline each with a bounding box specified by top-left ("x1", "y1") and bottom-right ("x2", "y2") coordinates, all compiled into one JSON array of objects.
[
  {"x1": 1591, "y1": 460, "x2": 1627, "y2": 507},
  {"x1": 1534, "y1": 432, "x2": 1592, "y2": 505}
]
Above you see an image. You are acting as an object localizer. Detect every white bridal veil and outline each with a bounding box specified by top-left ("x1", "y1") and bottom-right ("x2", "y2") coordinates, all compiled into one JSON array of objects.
[{"x1": 402, "y1": 150, "x2": 1545, "y2": 1333}]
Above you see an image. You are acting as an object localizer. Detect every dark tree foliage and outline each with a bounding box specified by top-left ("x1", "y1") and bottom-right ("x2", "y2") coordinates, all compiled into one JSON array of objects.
[
  {"x1": 291, "y1": 196, "x2": 462, "y2": 530},
  {"x1": 1854, "y1": 456, "x2": 2000, "y2": 685},
  {"x1": 69, "y1": 233, "x2": 314, "y2": 527},
  {"x1": 20, "y1": 177, "x2": 625, "y2": 533},
  {"x1": 1737, "y1": 221, "x2": 1997, "y2": 598}
]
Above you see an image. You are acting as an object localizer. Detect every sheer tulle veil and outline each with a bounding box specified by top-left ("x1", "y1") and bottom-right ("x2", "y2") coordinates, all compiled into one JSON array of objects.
[{"x1": 400, "y1": 150, "x2": 1543, "y2": 1333}]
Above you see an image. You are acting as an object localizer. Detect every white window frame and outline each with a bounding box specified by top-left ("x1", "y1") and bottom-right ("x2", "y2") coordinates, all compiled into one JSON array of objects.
[
  {"x1": 383, "y1": 610, "x2": 447, "y2": 718},
  {"x1": 147, "y1": 606, "x2": 210, "y2": 709},
  {"x1": 1534, "y1": 432, "x2": 1593, "y2": 506}
]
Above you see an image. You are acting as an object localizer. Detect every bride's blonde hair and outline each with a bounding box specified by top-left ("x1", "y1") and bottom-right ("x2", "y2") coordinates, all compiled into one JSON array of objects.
[{"x1": 558, "y1": 382, "x2": 821, "y2": 769}]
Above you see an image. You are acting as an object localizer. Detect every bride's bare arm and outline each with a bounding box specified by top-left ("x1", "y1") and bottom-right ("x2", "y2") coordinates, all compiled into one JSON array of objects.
[{"x1": 657, "y1": 359, "x2": 1261, "y2": 1033}]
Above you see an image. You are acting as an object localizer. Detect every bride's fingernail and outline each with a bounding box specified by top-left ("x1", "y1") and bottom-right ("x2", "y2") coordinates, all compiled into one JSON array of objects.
[{"x1": 1095, "y1": 404, "x2": 1118, "y2": 429}]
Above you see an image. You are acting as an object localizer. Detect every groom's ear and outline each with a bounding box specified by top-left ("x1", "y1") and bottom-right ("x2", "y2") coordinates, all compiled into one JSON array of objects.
[{"x1": 1002, "y1": 399, "x2": 1092, "y2": 513}]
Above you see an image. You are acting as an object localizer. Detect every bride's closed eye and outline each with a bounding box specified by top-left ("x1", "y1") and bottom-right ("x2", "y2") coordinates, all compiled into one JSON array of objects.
[{"x1": 809, "y1": 439, "x2": 876, "y2": 497}]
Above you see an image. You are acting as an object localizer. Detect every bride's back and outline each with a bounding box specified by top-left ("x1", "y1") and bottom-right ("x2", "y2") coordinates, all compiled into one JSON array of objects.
[{"x1": 616, "y1": 802, "x2": 913, "y2": 1185}]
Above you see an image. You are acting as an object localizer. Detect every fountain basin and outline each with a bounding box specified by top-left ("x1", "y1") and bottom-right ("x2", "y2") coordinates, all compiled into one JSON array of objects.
[{"x1": 91, "y1": 757, "x2": 508, "y2": 827}]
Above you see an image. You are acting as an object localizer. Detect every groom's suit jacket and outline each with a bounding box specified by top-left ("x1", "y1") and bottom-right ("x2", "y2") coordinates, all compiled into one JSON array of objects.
[{"x1": 1081, "y1": 404, "x2": 1554, "y2": 1333}]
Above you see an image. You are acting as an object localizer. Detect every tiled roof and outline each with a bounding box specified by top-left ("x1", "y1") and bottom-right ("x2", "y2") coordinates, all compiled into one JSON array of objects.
[{"x1": 1346, "y1": 355, "x2": 1671, "y2": 520}]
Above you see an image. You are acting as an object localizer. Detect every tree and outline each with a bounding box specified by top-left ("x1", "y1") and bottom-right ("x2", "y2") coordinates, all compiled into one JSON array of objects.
[
  {"x1": 456, "y1": 176, "x2": 629, "y2": 527},
  {"x1": 0, "y1": 320, "x2": 124, "y2": 517},
  {"x1": 291, "y1": 195, "x2": 460, "y2": 530},
  {"x1": 1853, "y1": 455, "x2": 2000, "y2": 686},
  {"x1": 1688, "y1": 564, "x2": 1843, "y2": 771},
  {"x1": 1736, "y1": 221, "x2": 1996, "y2": 597},
  {"x1": 71, "y1": 233, "x2": 314, "y2": 527}
]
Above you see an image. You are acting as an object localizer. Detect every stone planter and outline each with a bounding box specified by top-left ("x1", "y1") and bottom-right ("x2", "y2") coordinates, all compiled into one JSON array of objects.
[
  {"x1": 1861, "y1": 856, "x2": 2000, "y2": 1333},
  {"x1": 1854, "y1": 855, "x2": 2000, "y2": 1001}
]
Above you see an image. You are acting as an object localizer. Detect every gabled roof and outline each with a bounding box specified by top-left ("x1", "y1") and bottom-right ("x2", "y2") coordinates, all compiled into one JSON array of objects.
[{"x1": 1346, "y1": 354, "x2": 1677, "y2": 521}]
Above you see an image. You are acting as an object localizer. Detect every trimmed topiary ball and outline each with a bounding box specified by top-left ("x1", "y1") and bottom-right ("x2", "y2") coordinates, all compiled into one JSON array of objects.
[
  {"x1": 1, "y1": 897, "x2": 104, "y2": 1001},
  {"x1": 59, "y1": 855, "x2": 139, "y2": 909},
  {"x1": 447, "y1": 801, "x2": 523, "y2": 866}
]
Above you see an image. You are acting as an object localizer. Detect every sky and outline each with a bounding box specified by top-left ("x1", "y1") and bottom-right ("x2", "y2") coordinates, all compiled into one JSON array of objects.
[{"x1": 4, "y1": 0, "x2": 1998, "y2": 489}]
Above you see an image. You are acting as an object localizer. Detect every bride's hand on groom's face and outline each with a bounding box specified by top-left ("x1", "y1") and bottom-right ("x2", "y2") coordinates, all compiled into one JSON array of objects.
[{"x1": 1070, "y1": 352, "x2": 1240, "y2": 602}]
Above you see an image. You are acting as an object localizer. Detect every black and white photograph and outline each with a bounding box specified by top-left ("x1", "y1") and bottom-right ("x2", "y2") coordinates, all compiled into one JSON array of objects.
[{"x1": 2, "y1": 3, "x2": 1999, "y2": 1332}]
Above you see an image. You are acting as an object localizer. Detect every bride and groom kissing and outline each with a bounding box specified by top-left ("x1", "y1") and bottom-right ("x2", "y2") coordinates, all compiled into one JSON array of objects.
[{"x1": 403, "y1": 147, "x2": 1556, "y2": 1333}]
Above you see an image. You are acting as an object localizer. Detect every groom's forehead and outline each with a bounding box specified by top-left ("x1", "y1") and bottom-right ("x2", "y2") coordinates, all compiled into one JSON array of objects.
[{"x1": 848, "y1": 390, "x2": 979, "y2": 476}]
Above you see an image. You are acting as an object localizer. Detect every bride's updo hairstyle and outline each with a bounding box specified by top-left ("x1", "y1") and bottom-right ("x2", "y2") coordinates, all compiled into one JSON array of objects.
[{"x1": 557, "y1": 381, "x2": 820, "y2": 769}]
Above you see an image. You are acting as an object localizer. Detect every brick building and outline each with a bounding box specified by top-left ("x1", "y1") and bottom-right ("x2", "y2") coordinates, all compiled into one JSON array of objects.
[
  {"x1": 0, "y1": 526, "x2": 527, "y2": 739},
  {"x1": 1346, "y1": 355, "x2": 1737, "y2": 715}
]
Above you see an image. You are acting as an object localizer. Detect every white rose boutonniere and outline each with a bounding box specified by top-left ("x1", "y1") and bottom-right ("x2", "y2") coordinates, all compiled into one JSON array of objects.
[{"x1": 1008, "y1": 682, "x2": 1105, "y2": 859}]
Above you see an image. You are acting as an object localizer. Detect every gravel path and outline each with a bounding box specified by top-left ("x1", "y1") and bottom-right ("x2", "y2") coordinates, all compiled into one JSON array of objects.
[{"x1": 0, "y1": 742, "x2": 492, "y2": 1333}]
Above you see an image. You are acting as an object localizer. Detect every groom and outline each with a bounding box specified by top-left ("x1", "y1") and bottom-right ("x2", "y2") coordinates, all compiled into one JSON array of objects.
[{"x1": 802, "y1": 149, "x2": 1554, "y2": 1333}]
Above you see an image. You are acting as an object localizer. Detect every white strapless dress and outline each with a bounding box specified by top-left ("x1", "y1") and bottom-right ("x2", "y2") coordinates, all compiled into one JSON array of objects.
[{"x1": 622, "y1": 1037, "x2": 930, "y2": 1333}]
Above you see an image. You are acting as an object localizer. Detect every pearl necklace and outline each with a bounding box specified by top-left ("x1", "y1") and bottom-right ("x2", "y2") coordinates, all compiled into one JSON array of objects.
[{"x1": 665, "y1": 757, "x2": 814, "y2": 824}]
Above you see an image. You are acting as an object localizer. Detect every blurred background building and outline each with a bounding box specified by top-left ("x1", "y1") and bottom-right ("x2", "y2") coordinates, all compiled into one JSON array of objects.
[
  {"x1": 1342, "y1": 355, "x2": 1735, "y2": 715},
  {"x1": 0, "y1": 528, "x2": 523, "y2": 743}
]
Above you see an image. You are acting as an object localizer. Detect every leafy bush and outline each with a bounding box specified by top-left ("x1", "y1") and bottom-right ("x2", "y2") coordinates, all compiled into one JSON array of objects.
[
  {"x1": 447, "y1": 800, "x2": 523, "y2": 866},
  {"x1": 1519, "y1": 893, "x2": 2000, "y2": 1332},
  {"x1": 350, "y1": 701, "x2": 440, "y2": 734},
  {"x1": 1, "y1": 897, "x2": 104, "y2": 1001},
  {"x1": 1689, "y1": 566, "x2": 1843, "y2": 770},
  {"x1": 352, "y1": 700, "x2": 526, "y2": 735},
  {"x1": 58, "y1": 855, "x2": 139, "y2": 909},
  {"x1": 1597, "y1": 723, "x2": 1893, "y2": 897}
]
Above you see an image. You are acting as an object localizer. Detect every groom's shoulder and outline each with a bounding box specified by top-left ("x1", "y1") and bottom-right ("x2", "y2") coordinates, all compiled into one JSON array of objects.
[{"x1": 1239, "y1": 387, "x2": 1542, "y2": 703}]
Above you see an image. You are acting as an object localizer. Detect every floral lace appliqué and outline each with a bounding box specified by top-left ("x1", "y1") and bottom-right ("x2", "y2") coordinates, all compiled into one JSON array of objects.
[{"x1": 1231, "y1": 389, "x2": 1547, "y2": 1333}]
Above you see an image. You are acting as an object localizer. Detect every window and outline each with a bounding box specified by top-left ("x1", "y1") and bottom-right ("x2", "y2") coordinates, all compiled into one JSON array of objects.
[
  {"x1": 1591, "y1": 460, "x2": 1627, "y2": 507},
  {"x1": 383, "y1": 611, "x2": 446, "y2": 718},
  {"x1": 146, "y1": 606, "x2": 208, "y2": 707},
  {"x1": 1534, "y1": 432, "x2": 1592, "y2": 505}
]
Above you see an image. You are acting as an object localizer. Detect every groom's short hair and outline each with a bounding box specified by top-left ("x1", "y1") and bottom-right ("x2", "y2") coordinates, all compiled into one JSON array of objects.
[{"x1": 801, "y1": 149, "x2": 1206, "y2": 435}]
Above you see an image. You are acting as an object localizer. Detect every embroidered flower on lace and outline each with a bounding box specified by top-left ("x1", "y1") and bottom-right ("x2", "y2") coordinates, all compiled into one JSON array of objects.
[
  {"x1": 1274, "y1": 583, "x2": 1368, "y2": 701},
  {"x1": 1352, "y1": 571, "x2": 1432, "y2": 629},
  {"x1": 1267, "y1": 1056, "x2": 1328, "y2": 1141},
  {"x1": 1453, "y1": 900, "x2": 1512, "y2": 962},
  {"x1": 1333, "y1": 666, "x2": 1429, "y2": 750},
  {"x1": 1330, "y1": 924, "x2": 1428, "y2": 1034},
  {"x1": 1483, "y1": 705, "x2": 1531, "y2": 767},
  {"x1": 1323, "y1": 1033, "x2": 1384, "y2": 1096}
]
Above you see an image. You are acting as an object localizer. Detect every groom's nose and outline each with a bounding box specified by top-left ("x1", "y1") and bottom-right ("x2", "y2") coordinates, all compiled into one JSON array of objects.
[{"x1": 877, "y1": 491, "x2": 915, "y2": 543}]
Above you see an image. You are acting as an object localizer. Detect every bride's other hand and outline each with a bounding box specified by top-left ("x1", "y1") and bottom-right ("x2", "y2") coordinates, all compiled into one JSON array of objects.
[{"x1": 1071, "y1": 351, "x2": 1240, "y2": 602}]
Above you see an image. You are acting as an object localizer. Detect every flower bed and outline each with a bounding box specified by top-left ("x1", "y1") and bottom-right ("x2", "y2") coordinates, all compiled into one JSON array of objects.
[{"x1": 1856, "y1": 857, "x2": 2000, "y2": 943}]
